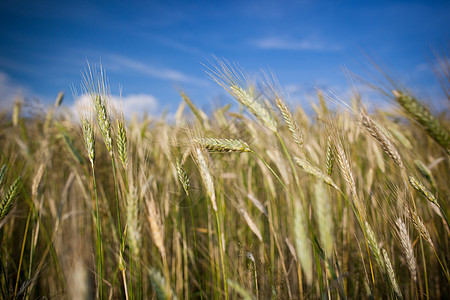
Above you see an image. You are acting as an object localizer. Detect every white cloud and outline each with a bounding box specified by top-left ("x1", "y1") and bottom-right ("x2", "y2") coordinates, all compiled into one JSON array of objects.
[
  {"x1": 72, "y1": 93, "x2": 159, "y2": 120},
  {"x1": 106, "y1": 54, "x2": 207, "y2": 86},
  {"x1": 251, "y1": 36, "x2": 341, "y2": 52},
  {"x1": 0, "y1": 71, "x2": 25, "y2": 110}
]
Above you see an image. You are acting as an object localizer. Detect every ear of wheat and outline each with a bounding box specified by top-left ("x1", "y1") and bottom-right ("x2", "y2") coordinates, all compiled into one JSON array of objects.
[
  {"x1": 0, "y1": 177, "x2": 21, "y2": 221},
  {"x1": 393, "y1": 90, "x2": 450, "y2": 154},
  {"x1": 395, "y1": 218, "x2": 417, "y2": 282},
  {"x1": 196, "y1": 137, "x2": 251, "y2": 153}
]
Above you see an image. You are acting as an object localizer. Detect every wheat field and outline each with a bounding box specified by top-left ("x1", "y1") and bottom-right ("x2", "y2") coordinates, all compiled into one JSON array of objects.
[{"x1": 0, "y1": 59, "x2": 448, "y2": 299}]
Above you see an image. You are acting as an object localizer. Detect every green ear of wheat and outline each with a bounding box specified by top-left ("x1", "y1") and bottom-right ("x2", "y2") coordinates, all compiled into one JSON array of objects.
[{"x1": 0, "y1": 178, "x2": 21, "y2": 221}]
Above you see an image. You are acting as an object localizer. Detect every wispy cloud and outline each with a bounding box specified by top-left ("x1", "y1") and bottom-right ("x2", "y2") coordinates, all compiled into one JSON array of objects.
[
  {"x1": 106, "y1": 54, "x2": 207, "y2": 86},
  {"x1": 73, "y1": 92, "x2": 159, "y2": 120},
  {"x1": 251, "y1": 36, "x2": 341, "y2": 52}
]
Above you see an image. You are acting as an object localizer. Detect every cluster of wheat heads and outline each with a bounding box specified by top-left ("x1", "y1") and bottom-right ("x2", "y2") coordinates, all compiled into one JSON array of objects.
[{"x1": 0, "y1": 60, "x2": 448, "y2": 299}]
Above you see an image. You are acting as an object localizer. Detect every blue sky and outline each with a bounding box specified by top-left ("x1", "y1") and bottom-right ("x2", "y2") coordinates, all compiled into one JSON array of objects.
[{"x1": 0, "y1": 0, "x2": 448, "y2": 116}]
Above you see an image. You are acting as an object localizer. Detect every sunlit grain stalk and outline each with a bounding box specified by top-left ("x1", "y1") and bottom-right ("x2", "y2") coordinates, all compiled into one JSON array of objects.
[
  {"x1": 80, "y1": 116, "x2": 104, "y2": 298},
  {"x1": 197, "y1": 137, "x2": 298, "y2": 297},
  {"x1": 176, "y1": 161, "x2": 203, "y2": 299},
  {"x1": 192, "y1": 147, "x2": 228, "y2": 299},
  {"x1": 146, "y1": 195, "x2": 170, "y2": 286},
  {"x1": 332, "y1": 139, "x2": 378, "y2": 288}
]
